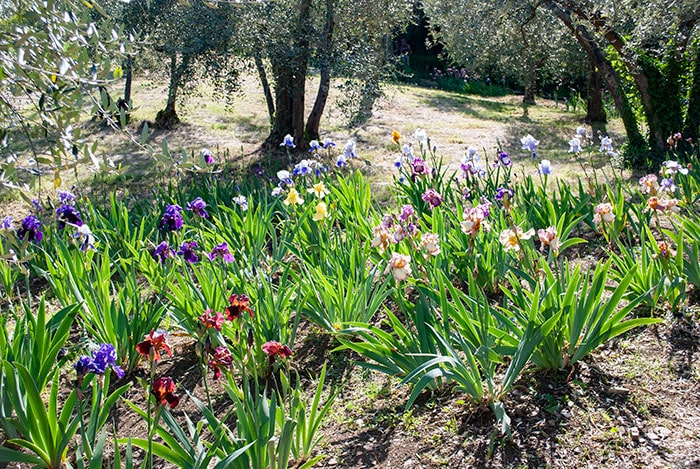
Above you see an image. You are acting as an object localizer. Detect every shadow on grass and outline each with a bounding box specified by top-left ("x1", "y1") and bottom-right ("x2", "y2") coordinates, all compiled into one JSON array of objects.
[{"x1": 417, "y1": 91, "x2": 516, "y2": 123}]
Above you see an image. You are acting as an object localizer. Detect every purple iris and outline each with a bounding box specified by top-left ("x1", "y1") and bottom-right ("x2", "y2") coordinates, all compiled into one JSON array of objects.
[
  {"x1": 74, "y1": 356, "x2": 92, "y2": 379},
  {"x1": 153, "y1": 241, "x2": 175, "y2": 264},
  {"x1": 17, "y1": 215, "x2": 43, "y2": 242},
  {"x1": 498, "y1": 151, "x2": 512, "y2": 167},
  {"x1": 31, "y1": 199, "x2": 43, "y2": 213},
  {"x1": 56, "y1": 204, "x2": 83, "y2": 230},
  {"x1": 411, "y1": 158, "x2": 430, "y2": 176},
  {"x1": 178, "y1": 241, "x2": 201, "y2": 263},
  {"x1": 1, "y1": 216, "x2": 13, "y2": 230},
  {"x1": 495, "y1": 187, "x2": 514, "y2": 203},
  {"x1": 209, "y1": 242, "x2": 234, "y2": 263},
  {"x1": 57, "y1": 190, "x2": 76, "y2": 205},
  {"x1": 89, "y1": 343, "x2": 125, "y2": 378},
  {"x1": 660, "y1": 178, "x2": 677, "y2": 193},
  {"x1": 309, "y1": 140, "x2": 322, "y2": 152},
  {"x1": 399, "y1": 205, "x2": 415, "y2": 223},
  {"x1": 186, "y1": 198, "x2": 209, "y2": 219},
  {"x1": 202, "y1": 149, "x2": 214, "y2": 165},
  {"x1": 159, "y1": 204, "x2": 184, "y2": 230},
  {"x1": 421, "y1": 189, "x2": 443, "y2": 209},
  {"x1": 74, "y1": 344, "x2": 124, "y2": 382}
]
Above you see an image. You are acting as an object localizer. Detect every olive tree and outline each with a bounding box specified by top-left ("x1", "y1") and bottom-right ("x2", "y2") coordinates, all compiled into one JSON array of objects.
[
  {"x1": 423, "y1": 0, "x2": 585, "y2": 105},
  {"x1": 120, "y1": 0, "x2": 242, "y2": 129},
  {"x1": 543, "y1": 0, "x2": 700, "y2": 164},
  {"x1": 236, "y1": 0, "x2": 413, "y2": 148},
  {"x1": 0, "y1": 0, "x2": 134, "y2": 191}
]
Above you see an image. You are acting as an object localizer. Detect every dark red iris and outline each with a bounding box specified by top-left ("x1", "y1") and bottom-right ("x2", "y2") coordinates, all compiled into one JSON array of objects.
[
  {"x1": 136, "y1": 329, "x2": 172, "y2": 362},
  {"x1": 151, "y1": 376, "x2": 179, "y2": 408},
  {"x1": 225, "y1": 294, "x2": 253, "y2": 320}
]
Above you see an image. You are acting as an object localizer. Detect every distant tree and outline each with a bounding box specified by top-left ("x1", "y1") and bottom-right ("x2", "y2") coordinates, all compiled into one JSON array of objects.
[
  {"x1": 0, "y1": 0, "x2": 134, "y2": 191},
  {"x1": 543, "y1": 0, "x2": 700, "y2": 164},
  {"x1": 423, "y1": 0, "x2": 585, "y2": 105},
  {"x1": 236, "y1": 0, "x2": 412, "y2": 148},
  {"x1": 121, "y1": 0, "x2": 241, "y2": 129}
]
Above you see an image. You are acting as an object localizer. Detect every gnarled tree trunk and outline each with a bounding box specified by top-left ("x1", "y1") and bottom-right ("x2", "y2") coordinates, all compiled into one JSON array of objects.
[
  {"x1": 155, "y1": 53, "x2": 186, "y2": 129},
  {"x1": 585, "y1": 60, "x2": 606, "y2": 124},
  {"x1": 545, "y1": 2, "x2": 646, "y2": 158},
  {"x1": 265, "y1": 0, "x2": 312, "y2": 149},
  {"x1": 305, "y1": 0, "x2": 335, "y2": 142}
]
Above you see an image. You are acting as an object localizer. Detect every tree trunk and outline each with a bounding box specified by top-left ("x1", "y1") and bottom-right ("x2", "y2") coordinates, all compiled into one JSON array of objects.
[
  {"x1": 265, "y1": 0, "x2": 312, "y2": 149},
  {"x1": 566, "y1": 3, "x2": 683, "y2": 158},
  {"x1": 155, "y1": 54, "x2": 182, "y2": 129},
  {"x1": 638, "y1": 54, "x2": 684, "y2": 156},
  {"x1": 545, "y1": 2, "x2": 646, "y2": 157},
  {"x1": 305, "y1": 68, "x2": 331, "y2": 141},
  {"x1": 585, "y1": 60, "x2": 606, "y2": 123},
  {"x1": 523, "y1": 74, "x2": 537, "y2": 105},
  {"x1": 254, "y1": 53, "x2": 275, "y2": 126},
  {"x1": 305, "y1": 0, "x2": 334, "y2": 141},
  {"x1": 116, "y1": 55, "x2": 133, "y2": 127},
  {"x1": 266, "y1": 64, "x2": 296, "y2": 147},
  {"x1": 124, "y1": 55, "x2": 133, "y2": 107}
]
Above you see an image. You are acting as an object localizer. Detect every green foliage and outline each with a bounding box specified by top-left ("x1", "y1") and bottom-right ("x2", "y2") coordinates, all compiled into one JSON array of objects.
[
  {"x1": 0, "y1": 0, "x2": 136, "y2": 191},
  {"x1": 503, "y1": 260, "x2": 660, "y2": 370},
  {"x1": 41, "y1": 243, "x2": 167, "y2": 373},
  {"x1": 0, "y1": 364, "x2": 80, "y2": 469}
]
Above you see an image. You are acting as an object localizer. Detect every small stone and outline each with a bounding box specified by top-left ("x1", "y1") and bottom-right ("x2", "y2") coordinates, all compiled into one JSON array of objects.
[
  {"x1": 403, "y1": 459, "x2": 414, "y2": 468},
  {"x1": 327, "y1": 458, "x2": 338, "y2": 465},
  {"x1": 629, "y1": 426, "x2": 640, "y2": 441},
  {"x1": 646, "y1": 431, "x2": 659, "y2": 441},
  {"x1": 654, "y1": 426, "x2": 671, "y2": 439}
]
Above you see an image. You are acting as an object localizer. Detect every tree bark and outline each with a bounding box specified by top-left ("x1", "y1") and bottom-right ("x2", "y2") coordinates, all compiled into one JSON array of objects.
[
  {"x1": 585, "y1": 60, "x2": 606, "y2": 123},
  {"x1": 265, "y1": 0, "x2": 312, "y2": 149},
  {"x1": 254, "y1": 53, "x2": 275, "y2": 126},
  {"x1": 564, "y1": 2, "x2": 680, "y2": 155},
  {"x1": 305, "y1": 0, "x2": 334, "y2": 141},
  {"x1": 155, "y1": 53, "x2": 183, "y2": 129},
  {"x1": 545, "y1": 2, "x2": 646, "y2": 155},
  {"x1": 523, "y1": 68, "x2": 538, "y2": 105},
  {"x1": 124, "y1": 55, "x2": 133, "y2": 107}
]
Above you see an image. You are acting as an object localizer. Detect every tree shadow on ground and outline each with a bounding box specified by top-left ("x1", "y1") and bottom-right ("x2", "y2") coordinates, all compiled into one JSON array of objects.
[
  {"x1": 666, "y1": 307, "x2": 700, "y2": 379},
  {"x1": 416, "y1": 91, "x2": 516, "y2": 123}
]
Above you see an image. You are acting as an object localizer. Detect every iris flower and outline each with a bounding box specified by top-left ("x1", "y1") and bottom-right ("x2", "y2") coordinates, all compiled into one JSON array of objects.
[
  {"x1": 136, "y1": 329, "x2": 173, "y2": 362},
  {"x1": 186, "y1": 198, "x2": 209, "y2": 218},
  {"x1": 262, "y1": 340, "x2": 292, "y2": 363},
  {"x1": 386, "y1": 252, "x2": 412, "y2": 281},
  {"x1": 178, "y1": 241, "x2": 200, "y2": 263},
  {"x1": 280, "y1": 134, "x2": 295, "y2": 148},
  {"x1": 499, "y1": 226, "x2": 535, "y2": 252},
  {"x1": 226, "y1": 294, "x2": 253, "y2": 320},
  {"x1": 151, "y1": 376, "x2": 179, "y2": 408},
  {"x1": 208, "y1": 346, "x2": 233, "y2": 379},
  {"x1": 160, "y1": 204, "x2": 184, "y2": 230},
  {"x1": 284, "y1": 188, "x2": 304, "y2": 206},
  {"x1": 209, "y1": 242, "x2": 235, "y2": 263},
  {"x1": 18, "y1": 215, "x2": 43, "y2": 242},
  {"x1": 312, "y1": 202, "x2": 329, "y2": 221},
  {"x1": 307, "y1": 182, "x2": 328, "y2": 199},
  {"x1": 199, "y1": 309, "x2": 225, "y2": 331}
]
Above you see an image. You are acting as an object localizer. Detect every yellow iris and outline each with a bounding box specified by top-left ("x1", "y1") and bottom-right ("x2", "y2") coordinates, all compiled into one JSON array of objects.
[
  {"x1": 312, "y1": 202, "x2": 329, "y2": 221},
  {"x1": 307, "y1": 182, "x2": 328, "y2": 199},
  {"x1": 284, "y1": 188, "x2": 304, "y2": 206},
  {"x1": 392, "y1": 130, "x2": 402, "y2": 144}
]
